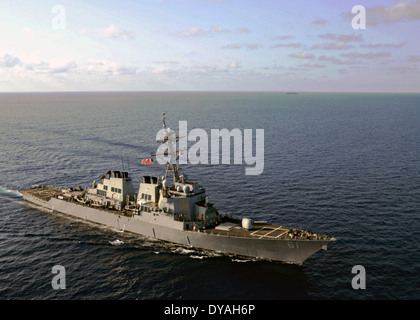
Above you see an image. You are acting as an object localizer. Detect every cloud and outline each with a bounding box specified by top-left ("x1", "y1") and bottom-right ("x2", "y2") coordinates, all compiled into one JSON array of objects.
[
  {"x1": 22, "y1": 27, "x2": 35, "y2": 36},
  {"x1": 340, "y1": 52, "x2": 391, "y2": 59},
  {"x1": 318, "y1": 33, "x2": 363, "y2": 42},
  {"x1": 318, "y1": 55, "x2": 356, "y2": 65},
  {"x1": 24, "y1": 61, "x2": 50, "y2": 72},
  {"x1": 319, "y1": 52, "x2": 390, "y2": 65},
  {"x1": 369, "y1": 0, "x2": 420, "y2": 24},
  {"x1": 343, "y1": 0, "x2": 420, "y2": 25},
  {"x1": 270, "y1": 43, "x2": 302, "y2": 49},
  {"x1": 209, "y1": 24, "x2": 225, "y2": 33},
  {"x1": 263, "y1": 64, "x2": 286, "y2": 72},
  {"x1": 17, "y1": 59, "x2": 79, "y2": 75},
  {"x1": 176, "y1": 24, "x2": 227, "y2": 37},
  {"x1": 190, "y1": 64, "x2": 229, "y2": 74},
  {"x1": 97, "y1": 25, "x2": 134, "y2": 39},
  {"x1": 360, "y1": 42, "x2": 405, "y2": 49},
  {"x1": 407, "y1": 55, "x2": 420, "y2": 62},
  {"x1": 49, "y1": 61, "x2": 78, "y2": 74},
  {"x1": 83, "y1": 59, "x2": 138, "y2": 75},
  {"x1": 312, "y1": 42, "x2": 353, "y2": 50},
  {"x1": 235, "y1": 27, "x2": 251, "y2": 34},
  {"x1": 312, "y1": 18, "x2": 328, "y2": 25},
  {"x1": 338, "y1": 34, "x2": 364, "y2": 43},
  {"x1": 313, "y1": 33, "x2": 363, "y2": 51},
  {"x1": 0, "y1": 54, "x2": 21, "y2": 68},
  {"x1": 222, "y1": 43, "x2": 261, "y2": 50},
  {"x1": 176, "y1": 26, "x2": 205, "y2": 37},
  {"x1": 114, "y1": 65, "x2": 138, "y2": 75},
  {"x1": 318, "y1": 33, "x2": 337, "y2": 40},
  {"x1": 288, "y1": 52, "x2": 315, "y2": 59},
  {"x1": 388, "y1": 65, "x2": 418, "y2": 73},
  {"x1": 229, "y1": 61, "x2": 241, "y2": 69},
  {"x1": 149, "y1": 66, "x2": 173, "y2": 75},
  {"x1": 142, "y1": 62, "x2": 235, "y2": 79},
  {"x1": 1, "y1": 53, "x2": 142, "y2": 79},
  {"x1": 79, "y1": 25, "x2": 134, "y2": 39},
  {"x1": 153, "y1": 60, "x2": 181, "y2": 65},
  {"x1": 274, "y1": 35, "x2": 295, "y2": 40},
  {"x1": 302, "y1": 62, "x2": 326, "y2": 68}
]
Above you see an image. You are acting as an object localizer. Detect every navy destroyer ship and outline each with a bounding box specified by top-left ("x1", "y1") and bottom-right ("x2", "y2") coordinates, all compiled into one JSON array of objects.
[{"x1": 20, "y1": 114, "x2": 335, "y2": 264}]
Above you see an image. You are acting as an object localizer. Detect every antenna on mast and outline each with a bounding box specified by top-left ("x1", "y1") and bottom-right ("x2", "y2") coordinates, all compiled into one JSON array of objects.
[
  {"x1": 155, "y1": 112, "x2": 182, "y2": 184},
  {"x1": 162, "y1": 112, "x2": 166, "y2": 129}
]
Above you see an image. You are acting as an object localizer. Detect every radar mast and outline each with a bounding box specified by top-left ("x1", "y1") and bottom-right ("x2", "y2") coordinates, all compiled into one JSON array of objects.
[{"x1": 154, "y1": 112, "x2": 182, "y2": 184}]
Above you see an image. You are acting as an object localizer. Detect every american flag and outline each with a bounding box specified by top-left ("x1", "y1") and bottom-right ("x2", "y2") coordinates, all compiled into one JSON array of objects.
[{"x1": 141, "y1": 158, "x2": 154, "y2": 165}]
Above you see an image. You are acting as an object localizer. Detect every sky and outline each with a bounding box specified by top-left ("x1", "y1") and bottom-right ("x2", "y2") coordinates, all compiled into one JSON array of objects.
[{"x1": 0, "y1": 0, "x2": 419, "y2": 92}]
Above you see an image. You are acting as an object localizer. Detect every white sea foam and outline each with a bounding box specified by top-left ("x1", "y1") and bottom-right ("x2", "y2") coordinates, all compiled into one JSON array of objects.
[
  {"x1": 0, "y1": 187, "x2": 23, "y2": 197},
  {"x1": 231, "y1": 258, "x2": 251, "y2": 263},
  {"x1": 109, "y1": 239, "x2": 124, "y2": 245}
]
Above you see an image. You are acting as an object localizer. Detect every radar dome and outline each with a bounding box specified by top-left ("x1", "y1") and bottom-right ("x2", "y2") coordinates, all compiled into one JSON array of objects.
[{"x1": 242, "y1": 218, "x2": 254, "y2": 230}]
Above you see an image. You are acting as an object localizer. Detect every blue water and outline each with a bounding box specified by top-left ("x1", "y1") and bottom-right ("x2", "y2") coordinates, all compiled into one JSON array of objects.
[{"x1": 0, "y1": 92, "x2": 419, "y2": 300}]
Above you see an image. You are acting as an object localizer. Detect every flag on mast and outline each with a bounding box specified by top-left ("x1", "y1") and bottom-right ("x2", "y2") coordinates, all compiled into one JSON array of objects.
[{"x1": 141, "y1": 158, "x2": 154, "y2": 166}]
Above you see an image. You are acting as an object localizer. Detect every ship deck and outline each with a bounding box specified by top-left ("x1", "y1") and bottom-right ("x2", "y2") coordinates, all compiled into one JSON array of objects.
[
  {"x1": 205, "y1": 221, "x2": 289, "y2": 239},
  {"x1": 20, "y1": 185, "x2": 65, "y2": 201},
  {"x1": 203, "y1": 220, "x2": 330, "y2": 241},
  {"x1": 21, "y1": 186, "x2": 334, "y2": 242}
]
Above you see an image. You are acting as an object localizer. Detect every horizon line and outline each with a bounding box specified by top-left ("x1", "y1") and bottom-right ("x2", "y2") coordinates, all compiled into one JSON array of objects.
[{"x1": 1, "y1": 90, "x2": 420, "y2": 94}]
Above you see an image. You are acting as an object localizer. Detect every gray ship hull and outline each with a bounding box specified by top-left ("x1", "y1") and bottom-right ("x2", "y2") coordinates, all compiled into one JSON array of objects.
[{"x1": 21, "y1": 190, "x2": 332, "y2": 265}]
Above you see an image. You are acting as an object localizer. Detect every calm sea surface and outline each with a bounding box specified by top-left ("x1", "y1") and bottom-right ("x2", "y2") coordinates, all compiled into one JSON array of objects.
[{"x1": 0, "y1": 92, "x2": 419, "y2": 300}]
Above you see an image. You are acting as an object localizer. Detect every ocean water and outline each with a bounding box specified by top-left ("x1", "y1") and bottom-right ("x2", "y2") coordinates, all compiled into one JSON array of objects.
[{"x1": 0, "y1": 92, "x2": 419, "y2": 300}]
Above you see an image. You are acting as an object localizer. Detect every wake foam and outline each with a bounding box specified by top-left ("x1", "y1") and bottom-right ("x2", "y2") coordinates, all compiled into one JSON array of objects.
[
  {"x1": 0, "y1": 186, "x2": 23, "y2": 198},
  {"x1": 109, "y1": 239, "x2": 124, "y2": 246}
]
